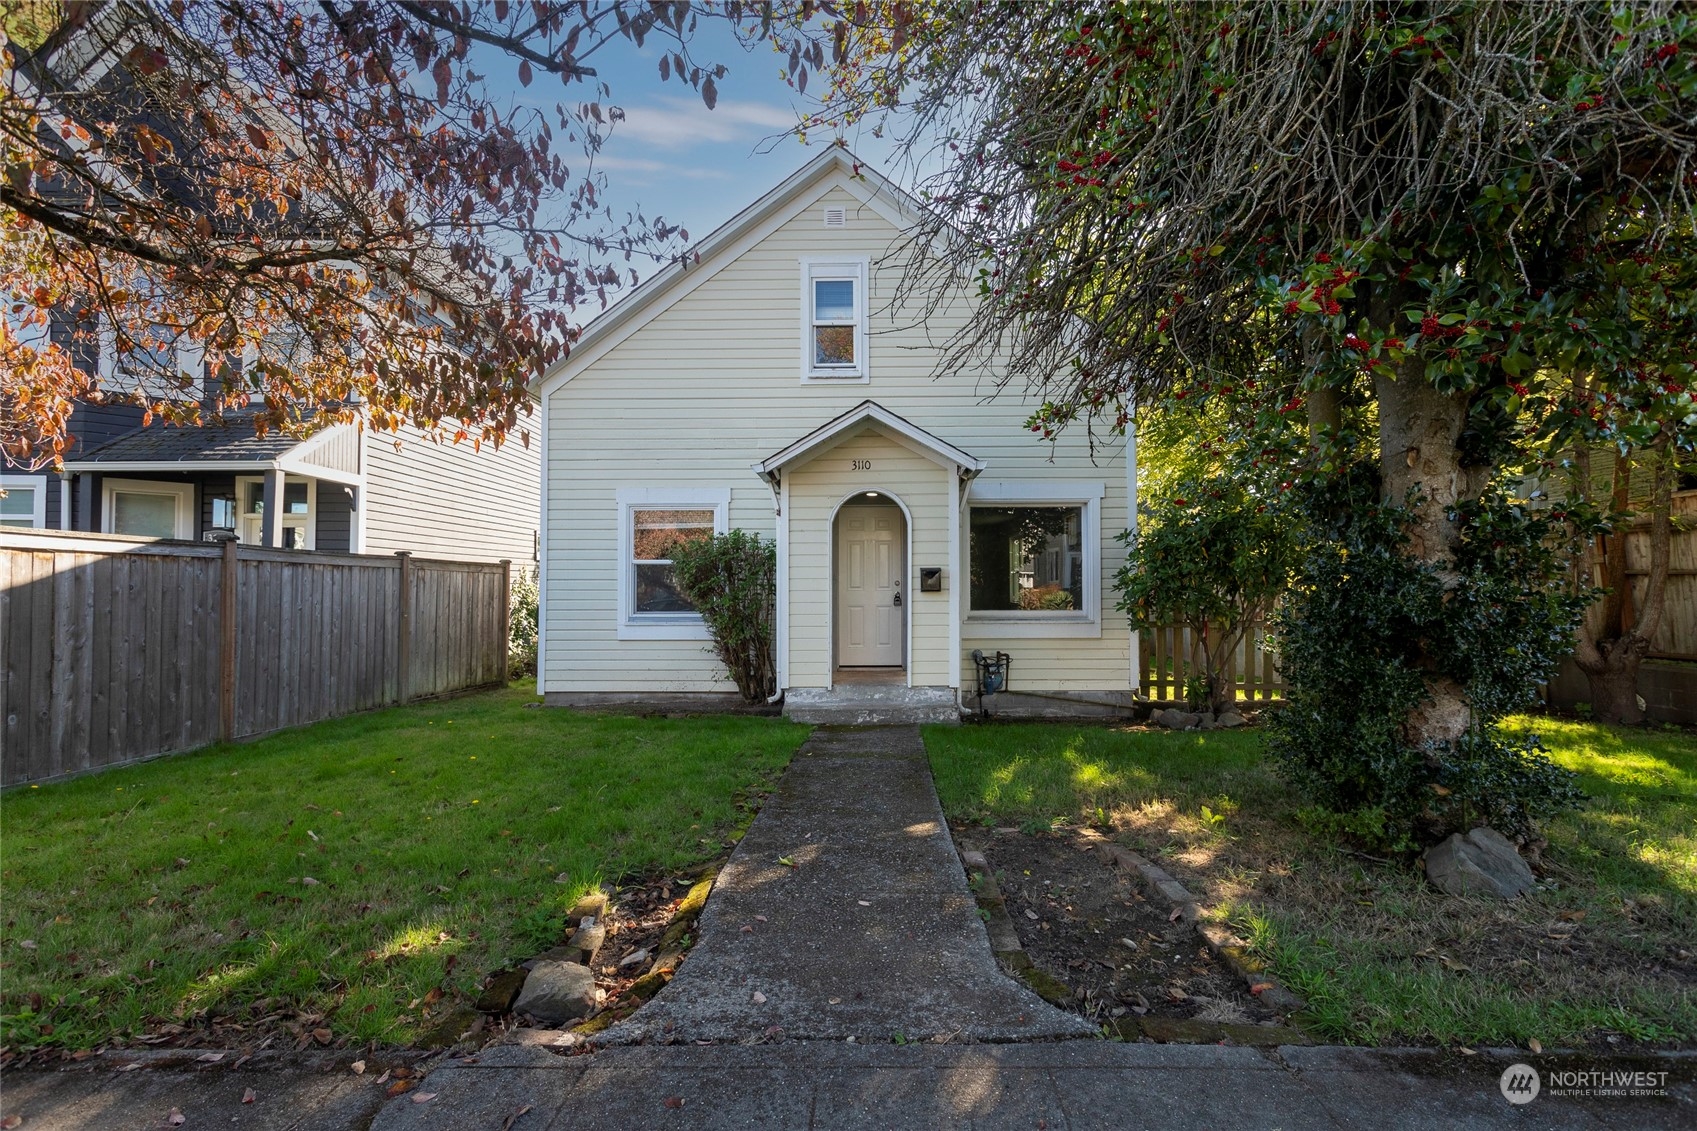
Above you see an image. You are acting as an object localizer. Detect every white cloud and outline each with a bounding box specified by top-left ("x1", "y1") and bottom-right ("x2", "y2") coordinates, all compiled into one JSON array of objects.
[
  {"x1": 613, "y1": 94, "x2": 799, "y2": 150},
  {"x1": 591, "y1": 154, "x2": 730, "y2": 180}
]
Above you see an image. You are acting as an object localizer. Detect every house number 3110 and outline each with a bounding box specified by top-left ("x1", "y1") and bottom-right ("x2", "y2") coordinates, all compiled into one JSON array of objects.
[{"x1": 851, "y1": 459, "x2": 872, "y2": 471}]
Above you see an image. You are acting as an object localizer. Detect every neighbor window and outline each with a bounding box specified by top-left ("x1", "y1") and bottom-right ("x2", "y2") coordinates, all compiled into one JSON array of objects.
[
  {"x1": 616, "y1": 487, "x2": 731, "y2": 639},
  {"x1": 0, "y1": 474, "x2": 47, "y2": 528},
  {"x1": 99, "y1": 321, "x2": 204, "y2": 401},
  {"x1": 101, "y1": 478, "x2": 194, "y2": 540},
  {"x1": 235, "y1": 475, "x2": 317, "y2": 549},
  {"x1": 801, "y1": 259, "x2": 868, "y2": 380}
]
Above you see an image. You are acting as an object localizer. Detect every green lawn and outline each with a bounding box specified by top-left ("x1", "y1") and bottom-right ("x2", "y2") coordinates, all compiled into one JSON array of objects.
[
  {"x1": 0, "y1": 687, "x2": 808, "y2": 1051},
  {"x1": 923, "y1": 715, "x2": 1697, "y2": 1047}
]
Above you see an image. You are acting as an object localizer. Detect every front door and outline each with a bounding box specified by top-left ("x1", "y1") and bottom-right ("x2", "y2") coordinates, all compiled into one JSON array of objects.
[{"x1": 836, "y1": 503, "x2": 904, "y2": 667}]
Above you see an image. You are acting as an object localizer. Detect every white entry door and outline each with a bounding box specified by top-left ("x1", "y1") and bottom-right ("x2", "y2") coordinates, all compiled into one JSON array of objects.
[{"x1": 836, "y1": 504, "x2": 904, "y2": 667}]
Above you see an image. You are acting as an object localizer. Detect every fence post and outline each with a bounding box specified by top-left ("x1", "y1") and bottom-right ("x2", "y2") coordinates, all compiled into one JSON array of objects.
[
  {"x1": 396, "y1": 551, "x2": 412, "y2": 704},
  {"x1": 499, "y1": 559, "x2": 512, "y2": 685},
  {"x1": 219, "y1": 539, "x2": 238, "y2": 742}
]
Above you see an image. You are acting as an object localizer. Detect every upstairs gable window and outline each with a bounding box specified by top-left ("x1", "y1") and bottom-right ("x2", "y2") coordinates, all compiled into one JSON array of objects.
[{"x1": 801, "y1": 259, "x2": 868, "y2": 382}]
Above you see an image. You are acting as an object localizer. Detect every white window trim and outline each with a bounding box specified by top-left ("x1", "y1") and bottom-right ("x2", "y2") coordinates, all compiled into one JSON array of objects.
[
  {"x1": 98, "y1": 321, "x2": 204, "y2": 401},
  {"x1": 100, "y1": 478, "x2": 195, "y2": 540},
  {"x1": 616, "y1": 486, "x2": 732, "y2": 641},
  {"x1": 963, "y1": 481, "x2": 1104, "y2": 640},
  {"x1": 799, "y1": 257, "x2": 869, "y2": 383},
  {"x1": 234, "y1": 474, "x2": 318, "y2": 550},
  {"x1": 0, "y1": 473, "x2": 48, "y2": 529}
]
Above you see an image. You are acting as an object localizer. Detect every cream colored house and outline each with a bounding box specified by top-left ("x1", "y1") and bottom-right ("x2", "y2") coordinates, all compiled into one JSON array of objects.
[{"x1": 534, "y1": 150, "x2": 1137, "y2": 722}]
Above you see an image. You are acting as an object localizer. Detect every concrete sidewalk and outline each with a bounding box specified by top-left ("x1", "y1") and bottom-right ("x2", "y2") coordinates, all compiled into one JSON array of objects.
[
  {"x1": 3, "y1": 1042, "x2": 1688, "y2": 1130},
  {"x1": 600, "y1": 725, "x2": 1091, "y2": 1044},
  {"x1": 366, "y1": 1041, "x2": 1694, "y2": 1130}
]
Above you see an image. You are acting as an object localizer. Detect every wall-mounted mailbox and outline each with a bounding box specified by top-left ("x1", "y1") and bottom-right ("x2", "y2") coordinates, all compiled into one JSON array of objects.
[{"x1": 918, "y1": 567, "x2": 943, "y2": 592}]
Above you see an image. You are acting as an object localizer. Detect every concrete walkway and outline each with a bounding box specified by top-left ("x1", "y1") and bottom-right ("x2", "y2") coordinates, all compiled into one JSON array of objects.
[{"x1": 601, "y1": 724, "x2": 1092, "y2": 1044}]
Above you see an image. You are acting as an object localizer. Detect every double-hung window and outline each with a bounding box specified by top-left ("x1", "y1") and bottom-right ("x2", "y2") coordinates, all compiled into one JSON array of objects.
[
  {"x1": 616, "y1": 487, "x2": 731, "y2": 639},
  {"x1": 964, "y1": 482, "x2": 1105, "y2": 638},
  {"x1": 801, "y1": 259, "x2": 868, "y2": 381},
  {"x1": 99, "y1": 322, "x2": 204, "y2": 401},
  {"x1": 0, "y1": 474, "x2": 47, "y2": 529}
]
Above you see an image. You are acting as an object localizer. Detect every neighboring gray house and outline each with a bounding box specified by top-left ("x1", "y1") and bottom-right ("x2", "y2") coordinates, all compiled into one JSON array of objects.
[{"x1": 5, "y1": 413, "x2": 538, "y2": 564}]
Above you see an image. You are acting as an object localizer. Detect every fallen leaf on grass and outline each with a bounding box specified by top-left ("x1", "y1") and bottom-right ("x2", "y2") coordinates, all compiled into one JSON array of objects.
[
  {"x1": 350, "y1": 1060, "x2": 366, "y2": 1075},
  {"x1": 500, "y1": 1104, "x2": 534, "y2": 1130},
  {"x1": 1248, "y1": 982, "x2": 1274, "y2": 996},
  {"x1": 777, "y1": 856, "x2": 797, "y2": 868},
  {"x1": 166, "y1": 1109, "x2": 186, "y2": 1126},
  {"x1": 300, "y1": 877, "x2": 319, "y2": 887},
  {"x1": 754, "y1": 915, "x2": 768, "y2": 923},
  {"x1": 410, "y1": 1093, "x2": 437, "y2": 1104},
  {"x1": 118, "y1": 1063, "x2": 144, "y2": 1072},
  {"x1": 1557, "y1": 910, "x2": 1587, "y2": 923},
  {"x1": 663, "y1": 1097, "x2": 685, "y2": 1110},
  {"x1": 751, "y1": 991, "x2": 767, "y2": 1004},
  {"x1": 857, "y1": 900, "x2": 871, "y2": 907},
  {"x1": 374, "y1": 1069, "x2": 391, "y2": 1085},
  {"x1": 1024, "y1": 910, "x2": 1039, "y2": 920},
  {"x1": 311, "y1": 1028, "x2": 332, "y2": 1045},
  {"x1": 241, "y1": 1089, "x2": 256, "y2": 1105},
  {"x1": 385, "y1": 1080, "x2": 412, "y2": 1098},
  {"x1": 1168, "y1": 907, "x2": 1182, "y2": 922},
  {"x1": 422, "y1": 987, "x2": 444, "y2": 1006},
  {"x1": 1457, "y1": 1046, "x2": 1478, "y2": 1056},
  {"x1": 195, "y1": 1052, "x2": 224, "y2": 1063},
  {"x1": 2, "y1": 1115, "x2": 22, "y2": 1129},
  {"x1": 1528, "y1": 1038, "x2": 1543, "y2": 1054}
]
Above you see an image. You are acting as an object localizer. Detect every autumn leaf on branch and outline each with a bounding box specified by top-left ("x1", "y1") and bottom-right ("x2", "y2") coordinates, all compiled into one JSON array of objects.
[{"x1": 0, "y1": 1, "x2": 764, "y2": 469}]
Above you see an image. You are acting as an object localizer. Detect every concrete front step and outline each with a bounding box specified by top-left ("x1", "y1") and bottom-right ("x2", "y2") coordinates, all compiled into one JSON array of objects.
[{"x1": 782, "y1": 685, "x2": 962, "y2": 725}]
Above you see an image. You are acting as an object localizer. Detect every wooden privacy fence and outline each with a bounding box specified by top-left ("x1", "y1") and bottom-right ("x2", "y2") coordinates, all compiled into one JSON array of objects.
[
  {"x1": 1, "y1": 531, "x2": 511, "y2": 786},
  {"x1": 1139, "y1": 621, "x2": 1286, "y2": 704},
  {"x1": 1614, "y1": 505, "x2": 1697, "y2": 661}
]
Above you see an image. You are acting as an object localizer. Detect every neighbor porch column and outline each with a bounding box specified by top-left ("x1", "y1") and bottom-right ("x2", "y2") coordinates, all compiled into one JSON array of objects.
[{"x1": 261, "y1": 466, "x2": 284, "y2": 548}]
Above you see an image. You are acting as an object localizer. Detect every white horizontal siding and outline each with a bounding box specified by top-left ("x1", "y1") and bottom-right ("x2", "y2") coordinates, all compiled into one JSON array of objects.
[
  {"x1": 363, "y1": 423, "x2": 540, "y2": 564},
  {"x1": 544, "y1": 174, "x2": 1133, "y2": 695}
]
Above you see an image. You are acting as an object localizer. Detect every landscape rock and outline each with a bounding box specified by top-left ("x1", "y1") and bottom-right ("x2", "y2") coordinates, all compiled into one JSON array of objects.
[
  {"x1": 567, "y1": 921, "x2": 605, "y2": 965},
  {"x1": 474, "y1": 968, "x2": 527, "y2": 1014},
  {"x1": 568, "y1": 892, "x2": 608, "y2": 921},
  {"x1": 1216, "y1": 712, "x2": 1247, "y2": 728},
  {"x1": 512, "y1": 960, "x2": 597, "y2": 1024},
  {"x1": 1199, "y1": 712, "x2": 1216, "y2": 727},
  {"x1": 1423, "y1": 826, "x2": 1537, "y2": 899},
  {"x1": 1153, "y1": 708, "x2": 1201, "y2": 730}
]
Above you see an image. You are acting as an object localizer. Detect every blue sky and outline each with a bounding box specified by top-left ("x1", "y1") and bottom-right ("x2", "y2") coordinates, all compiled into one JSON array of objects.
[{"x1": 484, "y1": 14, "x2": 918, "y2": 303}]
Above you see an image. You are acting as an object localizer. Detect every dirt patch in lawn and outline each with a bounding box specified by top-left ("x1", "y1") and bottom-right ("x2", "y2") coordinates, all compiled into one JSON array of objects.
[{"x1": 972, "y1": 826, "x2": 1285, "y2": 1035}]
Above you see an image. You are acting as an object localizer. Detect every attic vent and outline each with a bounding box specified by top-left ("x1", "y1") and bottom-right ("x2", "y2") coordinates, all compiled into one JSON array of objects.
[{"x1": 822, "y1": 206, "x2": 847, "y2": 228}]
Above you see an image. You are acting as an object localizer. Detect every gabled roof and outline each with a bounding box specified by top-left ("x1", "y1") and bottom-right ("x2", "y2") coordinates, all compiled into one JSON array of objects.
[
  {"x1": 534, "y1": 148, "x2": 926, "y2": 398},
  {"x1": 753, "y1": 400, "x2": 986, "y2": 481},
  {"x1": 63, "y1": 417, "x2": 363, "y2": 484}
]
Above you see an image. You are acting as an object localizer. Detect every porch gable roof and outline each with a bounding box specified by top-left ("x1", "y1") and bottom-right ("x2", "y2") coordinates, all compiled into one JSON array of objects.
[{"x1": 752, "y1": 400, "x2": 987, "y2": 483}]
